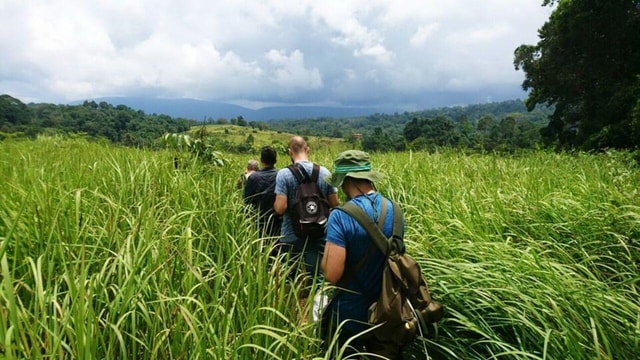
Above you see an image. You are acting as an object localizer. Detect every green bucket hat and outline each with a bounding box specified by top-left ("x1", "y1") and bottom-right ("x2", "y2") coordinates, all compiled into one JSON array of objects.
[{"x1": 325, "y1": 150, "x2": 384, "y2": 187}]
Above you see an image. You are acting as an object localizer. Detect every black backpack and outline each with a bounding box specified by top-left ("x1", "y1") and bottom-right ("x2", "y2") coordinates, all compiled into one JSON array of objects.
[
  {"x1": 287, "y1": 163, "x2": 330, "y2": 239},
  {"x1": 337, "y1": 200, "x2": 444, "y2": 351}
]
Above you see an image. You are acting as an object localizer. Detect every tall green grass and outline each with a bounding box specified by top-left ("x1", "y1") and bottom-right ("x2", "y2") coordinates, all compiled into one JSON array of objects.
[
  {"x1": 0, "y1": 137, "x2": 317, "y2": 359},
  {"x1": 1, "y1": 138, "x2": 638, "y2": 359},
  {"x1": 380, "y1": 150, "x2": 639, "y2": 359}
]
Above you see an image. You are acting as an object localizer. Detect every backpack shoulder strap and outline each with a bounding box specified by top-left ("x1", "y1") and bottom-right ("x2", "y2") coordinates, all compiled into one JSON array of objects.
[
  {"x1": 287, "y1": 164, "x2": 305, "y2": 184},
  {"x1": 288, "y1": 163, "x2": 317, "y2": 184},
  {"x1": 340, "y1": 200, "x2": 393, "y2": 255},
  {"x1": 390, "y1": 201, "x2": 404, "y2": 255},
  {"x1": 310, "y1": 163, "x2": 320, "y2": 182}
]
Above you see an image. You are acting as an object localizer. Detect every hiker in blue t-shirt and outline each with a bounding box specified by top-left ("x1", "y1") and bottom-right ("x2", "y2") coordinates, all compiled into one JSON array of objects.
[
  {"x1": 321, "y1": 150, "x2": 405, "y2": 358},
  {"x1": 274, "y1": 136, "x2": 339, "y2": 280}
]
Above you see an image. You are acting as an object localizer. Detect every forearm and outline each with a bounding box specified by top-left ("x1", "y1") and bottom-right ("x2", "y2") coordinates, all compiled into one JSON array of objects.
[
  {"x1": 273, "y1": 194, "x2": 287, "y2": 215},
  {"x1": 322, "y1": 242, "x2": 345, "y2": 284}
]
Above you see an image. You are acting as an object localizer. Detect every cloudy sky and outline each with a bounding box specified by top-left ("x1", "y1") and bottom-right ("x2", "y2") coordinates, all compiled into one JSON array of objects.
[{"x1": 0, "y1": 0, "x2": 553, "y2": 111}]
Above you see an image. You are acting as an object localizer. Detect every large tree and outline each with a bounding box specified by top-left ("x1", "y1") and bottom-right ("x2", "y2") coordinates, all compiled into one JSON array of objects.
[
  {"x1": 0, "y1": 94, "x2": 32, "y2": 131},
  {"x1": 514, "y1": 0, "x2": 640, "y2": 150}
]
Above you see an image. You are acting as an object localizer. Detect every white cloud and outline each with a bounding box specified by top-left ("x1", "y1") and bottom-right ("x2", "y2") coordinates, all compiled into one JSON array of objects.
[
  {"x1": 410, "y1": 23, "x2": 440, "y2": 47},
  {"x1": 309, "y1": 1, "x2": 393, "y2": 64},
  {"x1": 0, "y1": 0, "x2": 554, "y2": 109},
  {"x1": 264, "y1": 49, "x2": 323, "y2": 91}
]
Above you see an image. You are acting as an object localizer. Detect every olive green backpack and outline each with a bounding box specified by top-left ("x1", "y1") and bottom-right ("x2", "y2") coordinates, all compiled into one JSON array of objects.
[{"x1": 338, "y1": 200, "x2": 444, "y2": 348}]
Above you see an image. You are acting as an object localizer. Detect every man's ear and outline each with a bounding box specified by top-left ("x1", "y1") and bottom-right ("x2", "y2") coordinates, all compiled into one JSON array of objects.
[{"x1": 341, "y1": 179, "x2": 351, "y2": 194}]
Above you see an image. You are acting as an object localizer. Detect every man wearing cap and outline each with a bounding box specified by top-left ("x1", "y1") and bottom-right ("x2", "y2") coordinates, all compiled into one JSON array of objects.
[
  {"x1": 273, "y1": 136, "x2": 339, "y2": 279},
  {"x1": 321, "y1": 150, "x2": 405, "y2": 358}
]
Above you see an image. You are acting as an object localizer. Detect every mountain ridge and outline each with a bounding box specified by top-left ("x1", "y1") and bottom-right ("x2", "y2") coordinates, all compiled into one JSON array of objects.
[{"x1": 71, "y1": 97, "x2": 399, "y2": 121}]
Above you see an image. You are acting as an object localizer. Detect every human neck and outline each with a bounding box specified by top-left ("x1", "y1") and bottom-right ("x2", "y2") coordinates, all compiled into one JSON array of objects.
[
  {"x1": 344, "y1": 182, "x2": 374, "y2": 198},
  {"x1": 291, "y1": 155, "x2": 309, "y2": 163}
]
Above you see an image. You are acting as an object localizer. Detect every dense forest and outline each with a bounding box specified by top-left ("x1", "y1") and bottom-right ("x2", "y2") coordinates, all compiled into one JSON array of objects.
[
  {"x1": 1, "y1": 93, "x2": 553, "y2": 153},
  {"x1": 0, "y1": 94, "x2": 194, "y2": 147},
  {"x1": 267, "y1": 99, "x2": 553, "y2": 152}
]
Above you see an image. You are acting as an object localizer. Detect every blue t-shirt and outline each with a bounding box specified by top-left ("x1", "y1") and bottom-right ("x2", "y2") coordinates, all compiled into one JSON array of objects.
[
  {"x1": 274, "y1": 160, "x2": 337, "y2": 243},
  {"x1": 325, "y1": 193, "x2": 404, "y2": 334}
]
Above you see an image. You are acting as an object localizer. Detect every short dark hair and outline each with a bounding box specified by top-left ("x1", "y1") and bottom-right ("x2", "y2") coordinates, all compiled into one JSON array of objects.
[{"x1": 260, "y1": 146, "x2": 277, "y2": 166}]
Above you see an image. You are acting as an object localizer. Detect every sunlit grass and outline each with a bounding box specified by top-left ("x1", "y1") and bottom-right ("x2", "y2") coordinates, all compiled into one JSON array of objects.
[
  {"x1": 1, "y1": 138, "x2": 638, "y2": 359},
  {"x1": 379, "y1": 150, "x2": 639, "y2": 359}
]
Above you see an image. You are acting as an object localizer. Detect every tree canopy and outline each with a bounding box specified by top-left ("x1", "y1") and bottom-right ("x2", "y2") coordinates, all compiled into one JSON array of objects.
[
  {"x1": 0, "y1": 95, "x2": 194, "y2": 146},
  {"x1": 267, "y1": 99, "x2": 551, "y2": 152},
  {"x1": 514, "y1": 0, "x2": 640, "y2": 150},
  {"x1": 2, "y1": 94, "x2": 552, "y2": 153}
]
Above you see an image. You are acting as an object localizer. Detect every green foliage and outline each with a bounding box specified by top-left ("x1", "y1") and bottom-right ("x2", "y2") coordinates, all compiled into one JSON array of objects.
[
  {"x1": 514, "y1": 0, "x2": 640, "y2": 150},
  {"x1": 403, "y1": 113, "x2": 544, "y2": 153},
  {"x1": 268, "y1": 100, "x2": 552, "y2": 153},
  {"x1": 270, "y1": 100, "x2": 549, "y2": 137},
  {"x1": 162, "y1": 133, "x2": 230, "y2": 167},
  {"x1": 2, "y1": 94, "x2": 550, "y2": 155},
  {"x1": 361, "y1": 126, "x2": 405, "y2": 152},
  {"x1": 0, "y1": 95, "x2": 195, "y2": 147},
  {"x1": 0, "y1": 94, "x2": 33, "y2": 131}
]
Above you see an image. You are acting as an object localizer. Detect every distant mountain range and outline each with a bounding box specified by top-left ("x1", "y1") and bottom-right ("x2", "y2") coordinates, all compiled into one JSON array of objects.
[{"x1": 71, "y1": 97, "x2": 401, "y2": 122}]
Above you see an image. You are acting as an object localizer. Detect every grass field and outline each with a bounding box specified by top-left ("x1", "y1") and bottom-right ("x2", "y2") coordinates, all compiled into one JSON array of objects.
[
  {"x1": 1, "y1": 136, "x2": 638, "y2": 359},
  {"x1": 188, "y1": 124, "x2": 349, "y2": 153}
]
